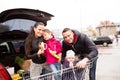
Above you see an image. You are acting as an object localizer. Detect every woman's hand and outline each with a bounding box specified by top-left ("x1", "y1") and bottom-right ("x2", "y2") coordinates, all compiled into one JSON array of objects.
[{"x1": 37, "y1": 48, "x2": 44, "y2": 56}]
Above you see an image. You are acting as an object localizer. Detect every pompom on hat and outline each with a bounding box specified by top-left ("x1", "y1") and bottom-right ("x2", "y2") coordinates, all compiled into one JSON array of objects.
[{"x1": 66, "y1": 50, "x2": 75, "y2": 58}]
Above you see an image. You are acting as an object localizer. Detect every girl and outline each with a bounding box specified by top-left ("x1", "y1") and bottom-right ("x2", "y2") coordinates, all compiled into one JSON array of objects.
[
  {"x1": 39, "y1": 28, "x2": 62, "y2": 80},
  {"x1": 62, "y1": 50, "x2": 83, "y2": 80}
]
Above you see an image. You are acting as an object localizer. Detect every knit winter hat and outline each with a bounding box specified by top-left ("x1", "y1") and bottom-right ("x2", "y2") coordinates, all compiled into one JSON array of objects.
[{"x1": 66, "y1": 50, "x2": 75, "y2": 58}]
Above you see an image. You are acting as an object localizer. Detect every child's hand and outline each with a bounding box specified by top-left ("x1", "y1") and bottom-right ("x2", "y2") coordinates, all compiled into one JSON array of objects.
[
  {"x1": 69, "y1": 62, "x2": 74, "y2": 68},
  {"x1": 48, "y1": 48, "x2": 56, "y2": 55},
  {"x1": 66, "y1": 57, "x2": 75, "y2": 68},
  {"x1": 49, "y1": 48, "x2": 60, "y2": 60}
]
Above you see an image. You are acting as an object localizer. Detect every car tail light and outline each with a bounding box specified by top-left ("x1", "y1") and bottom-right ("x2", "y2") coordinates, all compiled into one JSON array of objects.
[
  {"x1": 0, "y1": 63, "x2": 12, "y2": 80},
  {"x1": 109, "y1": 39, "x2": 113, "y2": 43}
]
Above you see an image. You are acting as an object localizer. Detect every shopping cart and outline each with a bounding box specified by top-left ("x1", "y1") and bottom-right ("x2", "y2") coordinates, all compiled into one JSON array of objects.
[{"x1": 30, "y1": 57, "x2": 98, "y2": 80}]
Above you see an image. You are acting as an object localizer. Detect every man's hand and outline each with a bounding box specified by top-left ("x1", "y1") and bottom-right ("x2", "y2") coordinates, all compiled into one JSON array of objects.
[{"x1": 76, "y1": 58, "x2": 89, "y2": 68}]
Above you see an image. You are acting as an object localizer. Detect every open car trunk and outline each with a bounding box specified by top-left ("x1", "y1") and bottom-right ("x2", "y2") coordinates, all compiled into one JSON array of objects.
[
  {"x1": 0, "y1": 8, "x2": 54, "y2": 78},
  {"x1": 0, "y1": 8, "x2": 54, "y2": 25}
]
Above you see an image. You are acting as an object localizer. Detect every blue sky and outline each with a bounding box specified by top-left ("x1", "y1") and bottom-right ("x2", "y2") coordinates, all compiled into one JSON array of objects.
[{"x1": 1, "y1": 0, "x2": 120, "y2": 30}]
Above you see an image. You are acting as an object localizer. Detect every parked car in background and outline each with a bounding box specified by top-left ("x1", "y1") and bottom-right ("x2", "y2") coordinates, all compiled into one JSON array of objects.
[
  {"x1": 57, "y1": 37, "x2": 63, "y2": 44},
  {"x1": 0, "y1": 8, "x2": 54, "y2": 78},
  {"x1": 92, "y1": 36, "x2": 113, "y2": 46}
]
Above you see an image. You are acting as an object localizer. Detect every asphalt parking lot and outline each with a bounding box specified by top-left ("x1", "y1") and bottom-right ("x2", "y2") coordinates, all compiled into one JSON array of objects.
[{"x1": 96, "y1": 39, "x2": 120, "y2": 80}]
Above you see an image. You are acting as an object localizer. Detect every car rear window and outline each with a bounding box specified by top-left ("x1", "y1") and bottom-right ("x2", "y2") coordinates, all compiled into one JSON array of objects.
[
  {"x1": 12, "y1": 41, "x2": 25, "y2": 53},
  {"x1": 97, "y1": 36, "x2": 110, "y2": 40}
]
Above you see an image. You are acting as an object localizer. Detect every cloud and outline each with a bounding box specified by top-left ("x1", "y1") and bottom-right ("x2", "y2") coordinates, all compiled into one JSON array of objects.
[{"x1": 1, "y1": 0, "x2": 120, "y2": 30}]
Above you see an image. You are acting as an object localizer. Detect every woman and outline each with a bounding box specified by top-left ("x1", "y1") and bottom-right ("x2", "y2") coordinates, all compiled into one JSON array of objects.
[{"x1": 25, "y1": 22, "x2": 47, "y2": 79}]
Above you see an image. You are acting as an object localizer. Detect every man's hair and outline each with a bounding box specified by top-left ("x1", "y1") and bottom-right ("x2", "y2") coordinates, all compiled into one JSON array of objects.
[{"x1": 62, "y1": 28, "x2": 72, "y2": 33}]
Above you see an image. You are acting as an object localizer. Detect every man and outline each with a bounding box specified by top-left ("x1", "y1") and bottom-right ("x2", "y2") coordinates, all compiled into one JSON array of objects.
[{"x1": 61, "y1": 28, "x2": 98, "y2": 80}]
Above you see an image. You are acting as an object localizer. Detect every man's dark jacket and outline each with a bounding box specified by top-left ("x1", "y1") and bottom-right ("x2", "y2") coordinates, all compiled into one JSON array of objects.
[{"x1": 61, "y1": 30, "x2": 98, "y2": 63}]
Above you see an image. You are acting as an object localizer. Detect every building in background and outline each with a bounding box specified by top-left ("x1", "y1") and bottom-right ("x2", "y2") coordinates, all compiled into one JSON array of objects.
[{"x1": 96, "y1": 20, "x2": 117, "y2": 36}]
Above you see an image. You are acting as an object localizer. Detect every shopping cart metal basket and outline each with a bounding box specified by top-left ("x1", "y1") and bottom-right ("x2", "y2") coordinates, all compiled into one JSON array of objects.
[{"x1": 30, "y1": 57, "x2": 98, "y2": 80}]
